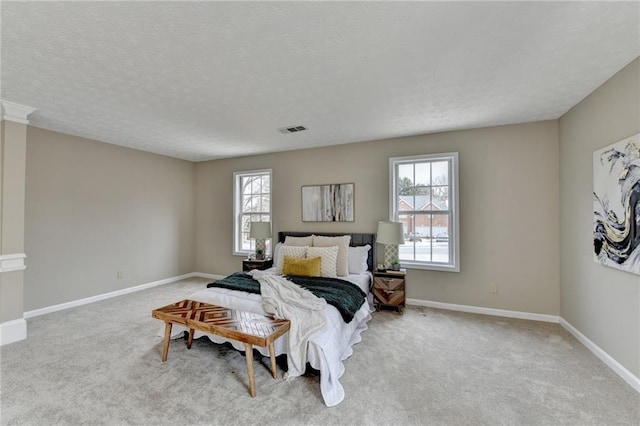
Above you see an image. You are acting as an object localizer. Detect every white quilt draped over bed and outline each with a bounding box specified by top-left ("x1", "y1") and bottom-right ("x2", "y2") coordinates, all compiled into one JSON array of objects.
[{"x1": 248, "y1": 270, "x2": 327, "y2": 378}]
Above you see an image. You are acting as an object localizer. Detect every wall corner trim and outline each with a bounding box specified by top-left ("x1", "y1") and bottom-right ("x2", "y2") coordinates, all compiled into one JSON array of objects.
[
  {"x1": 559, "y1": 317, "x2": 640, "y2": 393},
  {"x1": 0, "y1": 318, "x2": 27, "y2": 346},
  {"x1": 406, "y1": 298, "x2": 560, "y2": 323},
  {"x1": 0, "y1": 253, "x2": 27, "y2": 273}
]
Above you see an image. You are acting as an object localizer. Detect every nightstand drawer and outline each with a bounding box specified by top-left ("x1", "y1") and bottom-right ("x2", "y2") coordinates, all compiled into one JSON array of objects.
[
  {"x1": 373, "y1": 287, "x2": 405, "y2": 307},
  {"x1": 373, "y1": 276, "x2": 405, "y2": 292},
  {"x1": 243, "y1": 259, "x2": 273, "y2": 272}
]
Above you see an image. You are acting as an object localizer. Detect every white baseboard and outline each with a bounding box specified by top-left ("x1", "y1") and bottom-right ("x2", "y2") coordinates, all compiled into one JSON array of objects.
[
  {"x1": 559, "y1": 317, "x2": 640, "y2": 393},
  {"x1": 406, "y1": 298, "x2": 560, "y2": 323},
  {"x1": 406, "y1": 297, "x2": 639, "y2": 394},
  {"x1": 0, "y1": 318, "x2": 27, "y2": 345},
  {"x1": 24, "y1": 272, "x2": 199, "y2": 319},
  {"x1": 193, "y1": 272, "x2": 225, "y2": 280},
  {"x1": 11, "y1": 274, "x2": 640, "y2": 394}
]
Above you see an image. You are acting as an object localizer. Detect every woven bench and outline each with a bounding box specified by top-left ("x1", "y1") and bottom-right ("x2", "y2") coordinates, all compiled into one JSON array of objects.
[{"x1": 152, "y1": 299, "x2": 290, "y2": 397}]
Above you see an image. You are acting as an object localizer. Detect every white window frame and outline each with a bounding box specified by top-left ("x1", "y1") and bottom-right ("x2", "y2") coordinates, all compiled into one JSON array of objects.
[
  {"x1": 389, "y1": 153, "x2": 459, "y2": 272},
  {"x1": 233, "y1": 169, "x2": 272, "y2": 256}
]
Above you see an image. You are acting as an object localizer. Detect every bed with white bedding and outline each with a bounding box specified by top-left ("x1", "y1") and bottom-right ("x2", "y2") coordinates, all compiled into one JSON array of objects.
[{"x1": 167, "y1": 231, "x2": 376, "y2": 407}]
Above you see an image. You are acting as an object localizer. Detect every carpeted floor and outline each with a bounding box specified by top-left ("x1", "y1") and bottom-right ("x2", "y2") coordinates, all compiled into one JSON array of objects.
[{"x1": 1, "y1": 277, "x2": 638, "y2": 425}]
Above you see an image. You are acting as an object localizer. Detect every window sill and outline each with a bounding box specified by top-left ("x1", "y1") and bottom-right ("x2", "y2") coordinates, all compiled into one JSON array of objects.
[{"x1": 401, "y1": 261, "x2": 459, "y2": 273}]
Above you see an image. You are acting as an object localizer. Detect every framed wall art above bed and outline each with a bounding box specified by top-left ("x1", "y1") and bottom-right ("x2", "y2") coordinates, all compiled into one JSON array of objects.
[{"x1": 301, "y1": 183, "x2": 354, "y2": 222}]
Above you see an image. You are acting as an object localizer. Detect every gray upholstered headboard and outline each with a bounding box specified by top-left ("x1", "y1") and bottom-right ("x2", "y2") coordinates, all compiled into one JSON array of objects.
[{"x1": 278, "y1": 231, "x2": 376, "y2": 272}]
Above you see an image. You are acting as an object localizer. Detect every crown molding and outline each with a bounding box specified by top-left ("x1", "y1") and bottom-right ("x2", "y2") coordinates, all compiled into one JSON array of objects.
[{"x1": 1, "y1": 100, "x2": 36, "y2": 125}]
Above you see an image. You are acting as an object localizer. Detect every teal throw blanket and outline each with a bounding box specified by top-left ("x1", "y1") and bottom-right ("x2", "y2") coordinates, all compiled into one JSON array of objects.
[{"x1": 207, "y1": 272, "x2": 366, "y2": 323}]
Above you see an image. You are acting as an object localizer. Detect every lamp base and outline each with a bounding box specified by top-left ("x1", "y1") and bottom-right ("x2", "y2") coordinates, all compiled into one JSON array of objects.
[
  {"x1": 384, "y1": 244, "x2": 399, "y2": 269},
  {"x1": 255, "y1": 239, "x2": 266, "y2": 259}
]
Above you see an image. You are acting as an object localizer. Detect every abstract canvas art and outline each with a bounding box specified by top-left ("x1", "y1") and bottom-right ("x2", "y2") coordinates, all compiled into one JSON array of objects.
[
  {"x1": 302, "y1": 183, "x2": 354, "y2": 222},
  {"x1": 593, "y1": 133, "x2": 640, "y2": 274}
]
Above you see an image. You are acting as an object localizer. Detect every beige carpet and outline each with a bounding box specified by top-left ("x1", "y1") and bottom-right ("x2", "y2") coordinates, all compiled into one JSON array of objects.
[{"x1": 1, "y1": 277, "x2": 638, "y2": 425}]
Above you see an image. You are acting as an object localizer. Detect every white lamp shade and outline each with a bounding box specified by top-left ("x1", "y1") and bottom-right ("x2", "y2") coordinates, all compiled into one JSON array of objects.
[
  {"x1": 376, "y1": 221, "x2": 405, "y2": 245},
  {"x1": 249, "y1": 222, "x2": 272, "y2": 239}
]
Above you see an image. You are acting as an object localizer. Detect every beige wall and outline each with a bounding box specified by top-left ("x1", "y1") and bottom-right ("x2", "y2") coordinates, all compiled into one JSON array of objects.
[
  {"x1": 559, "y1": 58, "x2": 640, "y2": 378},
  {"x1": 195, "y1": 120, "x2": 560, "y2": 315},
  {"x1": 24, "y1": 127, "x2": 196, "y2": 311}
]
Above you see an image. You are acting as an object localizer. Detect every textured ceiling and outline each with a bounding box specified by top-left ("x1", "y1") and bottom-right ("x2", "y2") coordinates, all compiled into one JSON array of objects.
[{"x1": 1, "y1": 2, "x2": 639, "y2": 162}]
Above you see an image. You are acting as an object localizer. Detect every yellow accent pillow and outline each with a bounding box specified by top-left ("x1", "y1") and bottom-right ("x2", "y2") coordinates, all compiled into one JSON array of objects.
[{"x1": 282, "y1": 256, "x2": 322, "y2": 277}]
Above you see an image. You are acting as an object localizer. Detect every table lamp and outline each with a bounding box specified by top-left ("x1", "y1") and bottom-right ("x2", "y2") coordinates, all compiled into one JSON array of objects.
[
  {"x1": 376, "y1": 221, "x2": 405, "y2": 270},
  {"x1": 249, "y1": 221, "x2": 271, "y2": 260}
]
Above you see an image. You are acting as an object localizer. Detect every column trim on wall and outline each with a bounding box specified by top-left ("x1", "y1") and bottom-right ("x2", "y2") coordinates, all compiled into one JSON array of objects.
[
  {"x1": 0, "y1": 253, "x2": 27, "y2": 273},
  {"x1": 0, "y1": 318, "x2": 27, "y2": 346},
  {"x1": 0, "y1": 100, "x2": 36, "y2": 124}
]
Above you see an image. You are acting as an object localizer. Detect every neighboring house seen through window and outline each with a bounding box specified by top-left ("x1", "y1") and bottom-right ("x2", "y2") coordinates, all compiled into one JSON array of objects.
[
  {"x1": 233, "y1": 169, "x2": 272, "y2": 256},
  {"x1": 389, "y1": 153, "x2": 459, "y2": 272}
]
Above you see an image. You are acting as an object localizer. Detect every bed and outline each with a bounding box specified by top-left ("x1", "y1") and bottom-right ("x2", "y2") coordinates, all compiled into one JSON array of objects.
[{"x1": 167, "y1": 231, "x2": 376, "y2": 407}]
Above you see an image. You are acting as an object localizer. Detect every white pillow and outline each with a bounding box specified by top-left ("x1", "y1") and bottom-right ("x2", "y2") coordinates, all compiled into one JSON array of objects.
[
  {"x1": 272, "y1": 242, "x2": 284, "y2": 267},
  {"x1": 284, "y1": 235, "x2": 313, "y2": 246},
  {"x1": 306, "y1": 246, "x2": 339, "y2": 278},
  {"x1": 275, "y1": 245, "x2": 306, "y2": 274},
  {"x1": 348, "y1": 244, "x2": 371, "y2": 274},
  {"x1": 313, "y1": 235, "x2": 351, "y2": 276}
]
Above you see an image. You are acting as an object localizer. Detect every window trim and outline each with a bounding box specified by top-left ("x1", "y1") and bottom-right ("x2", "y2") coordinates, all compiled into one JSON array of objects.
[
  {"x1": 233, "y1": 169, "x2": 272, "y2": 256},
  {"x1": 389, "y1": 153, "x2": 460, "y2": 272}
]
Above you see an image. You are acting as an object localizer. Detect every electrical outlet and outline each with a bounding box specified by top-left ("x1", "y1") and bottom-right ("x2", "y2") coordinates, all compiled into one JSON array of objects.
[
  {"x1": 117, "y1": 271, "x2": 123, "y2": 279},
  {"x1": 490, "y1": 282, "x2": 498, "y2": 294}
]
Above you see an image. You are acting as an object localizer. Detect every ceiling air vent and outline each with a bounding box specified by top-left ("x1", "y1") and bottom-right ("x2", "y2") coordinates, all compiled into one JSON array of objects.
[{"x1": 279, "y1": 125, "x2": 307, "y2": 134}]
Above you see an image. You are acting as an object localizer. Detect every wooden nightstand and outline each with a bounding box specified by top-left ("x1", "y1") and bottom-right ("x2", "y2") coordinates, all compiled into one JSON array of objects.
[
  {"x1": 373, "y1": 270, "x2": 406, "y2": 314},
  {"x1": 242, "y1": 258, "x2": 273, "y2": 272}
]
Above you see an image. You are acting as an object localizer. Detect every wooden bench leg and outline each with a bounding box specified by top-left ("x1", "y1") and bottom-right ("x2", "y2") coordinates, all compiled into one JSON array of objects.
[
  {"x1": 244, "y1": 342, "x2": 256, "y2": 397},
  {"x1": 268, "y1": 341, "x2": 277, "y2": 378},
  {"x1": 187, "y1": 328, "x2": 195, "y2": 349},
  {"x1": 161, "y1": 322, "x2": 173, "y2": 362}
]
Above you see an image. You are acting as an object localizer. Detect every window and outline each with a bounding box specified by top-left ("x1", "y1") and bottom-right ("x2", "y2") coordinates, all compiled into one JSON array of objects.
[
  {"x1": 233, "y1": 169, "x2": 272, "y2": 256},
  {"x1": 389, "y1": 153, "x2": 459, "y2": 272}
]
